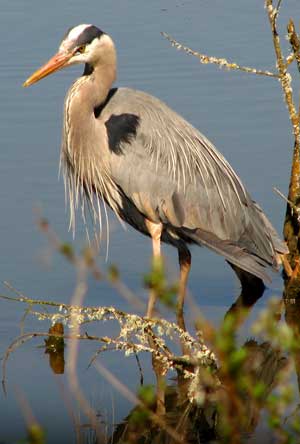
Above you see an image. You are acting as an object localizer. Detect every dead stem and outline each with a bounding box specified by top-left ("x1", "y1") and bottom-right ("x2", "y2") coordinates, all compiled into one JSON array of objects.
[
  {"x1": 266, "y1": 0, "x2": 300, "y2": 274},
  {"x1": 273, "y1": 187, "x2": 300, "y2": 219},
  {"x1": 66, "y1": 260, "x2": 109, "y2": 442},
  {"x1": 287, "y1": 19, "x2": 300, "y2": 73},
  {"x1": 15, "y1": 387, "x2": 45, "y2": 443},
  {"x1": 161, "y1": 32, "x2": 279, "y2": 78},
  {"x1": 0, "y1": 290, "x2": 203, "y2": 353}
]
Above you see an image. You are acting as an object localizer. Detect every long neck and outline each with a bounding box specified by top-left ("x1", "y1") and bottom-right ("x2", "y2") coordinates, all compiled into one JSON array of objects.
[
  {"x1": 61, "y1": 41, "x2": 125, "y2": 237},
  {"x1": 67, "y1": 49, "x2": 117, "y2": 114},
  {"x1": 62, "y1": 45, "x2": 117, "y2": 156},
  {"x1": 61, "y1": 45, "x2": 120, "y2": 228}
]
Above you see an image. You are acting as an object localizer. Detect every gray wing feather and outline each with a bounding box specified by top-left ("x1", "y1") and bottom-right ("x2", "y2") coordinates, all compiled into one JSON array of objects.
[{"x1": 102, "y1": 88, "x2": 286, "y2": 271}]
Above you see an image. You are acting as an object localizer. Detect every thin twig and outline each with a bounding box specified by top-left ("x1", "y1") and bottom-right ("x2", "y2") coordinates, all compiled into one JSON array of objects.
[
  {"x1": 67, "y1": 260, "x2": 111, "y2": 442},
  {"x1": 87, "y1": 343, "x2": 116, "y2": 370},
  {"x1": 287, "y1": 19, "x2": 300, "y2": 73},
  {"x1": 161, "y1": 32, "x2": 279, "y2": 78},
  {"x1": 276, "y1": 0, "x2": 283, "y2": 11},
  {"x1": 0, "y1": 289, "x2": 64, "y2": 307},
  {"x1": 3, "y1": 281, "x2": 28, "y2": 299},
  {"x1": 273, "y1": 187, "x2": 300, "y2": 219},
  {"x1": 15, "y1": 387, "x2": 44, "y2": 439},
  {"x1": 274, "y1": 0, "x2": 283, "y2": 24},
  {"x1": 135, "y1": 352, "x2": 144, "y2": 386},
  {"x1": 20, "y1": 307, "x2": 33, "y2": 336},
  {"x1": 110, "y1": 279, "x2": 145, "y2": 311},
  {"x1": 37, "y1": 217, "x2": 146, "y2": 313}
]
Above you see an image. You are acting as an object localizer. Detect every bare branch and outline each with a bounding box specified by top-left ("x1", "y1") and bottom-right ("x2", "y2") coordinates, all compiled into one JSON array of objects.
[
  {"x1": 274, "y1": 0, "x2": 283, "y2": 24},
  {"x1": 273, "y1": 187, "x2": 300, "y2": 220},
  {"x1": 66, "y1": 261, "x2": 107, "y2": 442},
  {"x1": 266, "y1": 0, "x2": 300, "y2": 274},
  {"x1": 276, "y1": 0, "x2": 283, "y2": 12},
  {"x1": 161, "y1": 32, "x2": 279, "y2": 78},
  {"x1": 265, "y1": 0, "x2": 300, "y2": 151},
  {"x1": 0, "y1": 291, "x2": 206, "y2": 353},
  {"x1": 287, "y1": 19, "x2": 300, "y2": 73}
]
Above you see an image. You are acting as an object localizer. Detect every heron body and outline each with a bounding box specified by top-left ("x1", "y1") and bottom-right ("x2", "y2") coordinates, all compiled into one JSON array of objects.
[{"x1": 24, "y1": 24, "x2": 288, "y2": 317}]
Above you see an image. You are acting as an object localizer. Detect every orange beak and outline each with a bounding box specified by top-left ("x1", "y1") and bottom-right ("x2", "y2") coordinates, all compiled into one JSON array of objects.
[{"x1": 23, "y1": 52, "x2": 73, "y2": 87}]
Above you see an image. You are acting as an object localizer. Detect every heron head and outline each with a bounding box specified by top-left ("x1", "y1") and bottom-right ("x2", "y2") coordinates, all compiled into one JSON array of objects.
[{"x1": 23, "y1": 24, "x2": 115, "y2": 87}]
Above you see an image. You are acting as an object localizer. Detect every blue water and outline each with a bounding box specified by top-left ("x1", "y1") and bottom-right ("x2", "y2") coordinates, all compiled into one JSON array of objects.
[{"x1": 0, "y1": 0, "x2": 299, "y2": 442}]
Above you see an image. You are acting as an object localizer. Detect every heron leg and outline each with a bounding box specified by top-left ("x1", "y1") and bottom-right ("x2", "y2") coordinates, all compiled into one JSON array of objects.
[
  {"x1": 144, "y1": 220, "x2": 166, "y2": 413},
  {"x1": 177, "y1": 247, "x2": 191, "y2": 332},
  {"x1": 145, "y1": 219, "x2": 163, "y2": 318}
]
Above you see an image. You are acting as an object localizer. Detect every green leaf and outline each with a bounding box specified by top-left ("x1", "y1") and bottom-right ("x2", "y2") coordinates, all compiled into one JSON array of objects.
[
  {"x1": 138, "y1": 385, "x2": 156, "y2": 406},
  {"x1": 59, "y1": 243, "x2": 74, "y2": 261},
  {"x1": 108, "y1": 264, "x2": 119, "y2": 282}
]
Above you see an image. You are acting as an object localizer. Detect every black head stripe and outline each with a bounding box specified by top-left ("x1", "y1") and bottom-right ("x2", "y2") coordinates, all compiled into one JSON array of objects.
[
  {"x1": 62, "y1": 25, "x2": 105, "y2": 47},
  {"x1": 76, "y1": 25, "x2": 105, "y2": 46}
]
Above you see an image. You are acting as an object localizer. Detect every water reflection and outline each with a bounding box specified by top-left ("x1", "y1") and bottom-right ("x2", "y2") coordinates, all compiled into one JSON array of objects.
[
  {"x1": 284, "y1": 281, "x2": 300, "y2": 395},
  {"x1": 44, "y1": 322, "x2": 65, "y2": 374},
  {"x1": 111, "y1": 341, "x2": 286, "y2": 444},
  {"x1": 36, "y1": 274, "x2": 300, "y2": 443},
  {"x1": 226, "y1": 267, "x2": 265, "y2": 325},
  {"x1": 106, "y1": 283, "x2": 289, "y2": 443}
]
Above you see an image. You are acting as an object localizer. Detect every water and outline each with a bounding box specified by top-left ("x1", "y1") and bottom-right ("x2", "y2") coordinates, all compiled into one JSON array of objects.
[{"x1": 0, "y1": 0, "x2": 299, "y2": 442}]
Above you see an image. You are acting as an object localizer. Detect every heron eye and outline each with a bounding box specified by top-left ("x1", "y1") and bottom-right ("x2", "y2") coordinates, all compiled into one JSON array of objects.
[{"x1": 76, "y1": 45, "x2": 86, "y2": 55}]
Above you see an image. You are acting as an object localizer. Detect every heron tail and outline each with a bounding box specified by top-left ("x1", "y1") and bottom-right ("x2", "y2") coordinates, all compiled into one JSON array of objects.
[
  {"x1": 184, "y1": 227, "x2": 274, "y2": 283},
  {"x1": 251, "y1": 202, "x2": 288, "y2": 258}
]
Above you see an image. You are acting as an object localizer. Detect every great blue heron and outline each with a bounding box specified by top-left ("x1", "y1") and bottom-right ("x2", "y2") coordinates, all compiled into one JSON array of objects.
[{"x1": 23, "y1": 24, "x2": 288, "y2": 317}]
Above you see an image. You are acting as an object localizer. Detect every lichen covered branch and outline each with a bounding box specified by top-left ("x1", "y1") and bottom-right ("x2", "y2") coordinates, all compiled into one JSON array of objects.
[
  {"x1": 1, "y1": 291, "x2": 217, "y2": 405},
  {"x1": 161, "y1": 32, "x2": 279, "y2": 78},
  {"x1": 265, "y1": 0, "x2": 300, "y2": 274}
]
